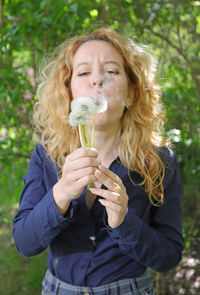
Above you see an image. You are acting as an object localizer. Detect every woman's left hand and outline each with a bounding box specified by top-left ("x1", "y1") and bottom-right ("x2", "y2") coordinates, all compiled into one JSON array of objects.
[{"x1": 89, "y1": 165, "x2": 129, "y2": 228}]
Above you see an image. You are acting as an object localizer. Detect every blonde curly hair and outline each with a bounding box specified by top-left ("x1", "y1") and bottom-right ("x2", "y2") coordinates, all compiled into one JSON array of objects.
[{"x1": 33, "y1": 27, "x2": 169, "y2": 205}]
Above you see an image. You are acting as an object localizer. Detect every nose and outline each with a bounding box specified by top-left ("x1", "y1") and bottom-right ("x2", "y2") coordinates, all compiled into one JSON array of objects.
[
  {"x1": 92, "y1": 80, "x2": 103, "y2": 87},
  {"x1": 90, "y1": 74, "x2": 103, "y2": 88}
]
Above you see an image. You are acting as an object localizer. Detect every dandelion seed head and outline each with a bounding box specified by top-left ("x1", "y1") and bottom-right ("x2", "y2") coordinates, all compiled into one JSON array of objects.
[
  {"x1": 69, "y1": 110, "x2": 87, "y2": 127},
  {"x1": 71, "y1": 96, "x2": 95, "y2": 115},
  {"x1": 92, "y1": 94, "x2": 108, "y2": 114}
]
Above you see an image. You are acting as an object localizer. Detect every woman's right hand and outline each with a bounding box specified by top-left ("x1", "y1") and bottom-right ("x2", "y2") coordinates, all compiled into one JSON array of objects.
[{"x1": 53, "y1": 147, "x2": 100, "y2": 215}]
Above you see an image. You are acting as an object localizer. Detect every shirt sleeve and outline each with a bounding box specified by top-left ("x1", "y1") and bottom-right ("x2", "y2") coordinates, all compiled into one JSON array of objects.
[
  {"x1": 107, "y1": 149, "x2": 184, "y2": 272},
  {"x1": 12, "y1": 144, "x2": 74, "y2": 257}
]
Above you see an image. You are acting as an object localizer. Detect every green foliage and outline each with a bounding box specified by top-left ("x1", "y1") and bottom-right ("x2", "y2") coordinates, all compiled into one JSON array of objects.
[{"x1": 0, "y1": 0, "x2": 200, "y2": 294}]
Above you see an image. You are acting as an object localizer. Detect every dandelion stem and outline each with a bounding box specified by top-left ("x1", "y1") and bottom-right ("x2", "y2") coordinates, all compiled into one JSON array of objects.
[
  {"x1": 78, "y1": 125, "x2": 86, "y2": 147},
  {"x1": 87, "y1": 183, "x2": 92, "y2": 190},
  {"x1": 84, "y1": 124, "x2": 91, "y2": 147},
  {"x1": 87, "y1": 114, "x2": 95, "y2": 190},
  {"x1": 91, "y1": 113, "x2": 95, "y2": 147}
]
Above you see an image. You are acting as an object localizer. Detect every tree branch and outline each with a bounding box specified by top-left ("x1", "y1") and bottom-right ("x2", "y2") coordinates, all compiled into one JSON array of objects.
[
  {"x1": 174, "y1": 0, "x2": 183, "y2": 53},
  {"x1": 144, "y1": 25, "x2": 200, "y2": 94}
]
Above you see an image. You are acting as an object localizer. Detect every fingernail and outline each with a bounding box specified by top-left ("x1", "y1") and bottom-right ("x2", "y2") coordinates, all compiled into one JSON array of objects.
[
  {"x1": 86, "y1": 147, "x2": 98, "y2": 153},
  {"x1": 99, "y1": 199, "x2": 105, "y2": 205},
  {"x1": 95, "y1": 169, "x2": 101, "y2": 175},
  {"x1": 89, "y1": 188, "x2": 97, "y2": 193},
  {"x1": 98, "y1": 165, "x2": 106, "y2": 171}
]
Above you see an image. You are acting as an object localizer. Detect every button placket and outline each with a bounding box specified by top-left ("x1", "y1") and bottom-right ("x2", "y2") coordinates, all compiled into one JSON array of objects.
[
  {"x1": 81, "y1": 263, "x2": 87, "y2": 269},
  {"x1": 80, "y1": 259, "x2": 91, "y2": 271}
]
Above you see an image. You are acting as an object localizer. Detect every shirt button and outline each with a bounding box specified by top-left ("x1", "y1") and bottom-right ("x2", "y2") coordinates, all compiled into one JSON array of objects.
[{"x1": 81, "y1": 263, "x2": 86, "y2": 269}]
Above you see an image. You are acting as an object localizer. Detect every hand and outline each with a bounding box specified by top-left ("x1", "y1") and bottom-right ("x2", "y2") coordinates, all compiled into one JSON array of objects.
[
  {"x1": 89, "y1": 165, "x2": 128, "y2": 228},
  {"x1": 53, "y1": 147, "x2": 100, "y2": 215}
]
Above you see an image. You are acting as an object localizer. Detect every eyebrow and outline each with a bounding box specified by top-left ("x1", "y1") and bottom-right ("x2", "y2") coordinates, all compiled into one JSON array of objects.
[
  {"x1": 74, "y1": 60, "x2": 122, "y2": 70},
  {"x1": 75, "y1": 62, "x2": 90, "y2": 70},
  {"x1": 104, "y1": 61, "x2": 121, "y2": 67}
]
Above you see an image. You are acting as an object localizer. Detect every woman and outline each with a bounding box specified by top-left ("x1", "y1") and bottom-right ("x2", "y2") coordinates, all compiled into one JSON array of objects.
[{"x1": 13, "y1": 28, "x2": 184, "y2": 295}]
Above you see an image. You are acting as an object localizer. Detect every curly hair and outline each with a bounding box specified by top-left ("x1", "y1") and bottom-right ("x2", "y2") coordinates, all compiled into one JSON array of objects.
[{"x1": 33, "y1": 27, "x2": 169, "y2": 205}]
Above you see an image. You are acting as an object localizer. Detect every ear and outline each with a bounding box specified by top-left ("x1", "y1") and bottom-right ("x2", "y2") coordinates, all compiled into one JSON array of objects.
[{"x1": 126, "y1": 84, "x2": 135, "y2": 107}]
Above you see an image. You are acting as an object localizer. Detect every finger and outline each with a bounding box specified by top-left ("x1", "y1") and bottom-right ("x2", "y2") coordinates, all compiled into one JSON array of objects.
[
  {"x1": 95, "y1": 169, "x2": 121, "y2": 192},
  {"x1": 93, "y1": 181, "x2": 102, "y2": 188},
  {"x1": 67, "y1": 147, "x2": 98, "y2": 161},
  {"x1": 75, "y1": 174, "x2": 98, "y2": 188},
  {"x1": 89, "y1": 188, "x2": 121, "y2": 204},
  {"x1": 71, "y1": 166, "x2": 97, "y2": 182},
  {"x1": 98, "y1": 198, "x2": 122, "y2": 212},
  {"x1": 69, "y1": 157, "x2": 101, "y2": 171},
  {"x1": 98, "y1": 165, "x2": 122, "y2": 185}
]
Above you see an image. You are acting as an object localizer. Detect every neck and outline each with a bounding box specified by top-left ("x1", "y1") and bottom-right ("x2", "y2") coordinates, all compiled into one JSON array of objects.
[{"x1": 87, "y1": 123, "x2": 120, "y2": 165}]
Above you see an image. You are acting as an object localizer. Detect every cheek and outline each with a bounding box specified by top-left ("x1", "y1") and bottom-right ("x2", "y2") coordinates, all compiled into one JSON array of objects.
[
  {"x1": 111, "y1": 81, "x2": 128, "y2": 104},
  {"x1": 70, "y1": 79, "x2": 81, "y2": 99},
  {"x1": 70, "y1": 78, "x2": 75, "y2": 99},
  {"x1": 70, "y1": 77, "x2": 90, "y2": 99}
]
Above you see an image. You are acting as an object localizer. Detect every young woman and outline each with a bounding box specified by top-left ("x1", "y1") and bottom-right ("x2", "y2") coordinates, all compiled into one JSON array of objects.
[{"x1": 13, "y1": 28, "x2": 184, "y2": 295}]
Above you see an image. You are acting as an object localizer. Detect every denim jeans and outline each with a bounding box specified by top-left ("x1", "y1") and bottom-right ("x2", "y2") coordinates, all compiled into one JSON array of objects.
[{"x1": 41, "y1": 269, "x2": 155, "y2": 295}]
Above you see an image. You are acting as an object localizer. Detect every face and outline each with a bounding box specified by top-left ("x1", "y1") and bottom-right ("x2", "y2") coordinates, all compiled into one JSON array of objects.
[{"x1": 70, "y1": 40, "x2": 129, "y2": 129}]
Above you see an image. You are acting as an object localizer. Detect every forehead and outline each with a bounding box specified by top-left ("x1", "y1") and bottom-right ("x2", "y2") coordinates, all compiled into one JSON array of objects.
[{"x1": 72, "y1": 40, "x2": 123, "y2": 65}]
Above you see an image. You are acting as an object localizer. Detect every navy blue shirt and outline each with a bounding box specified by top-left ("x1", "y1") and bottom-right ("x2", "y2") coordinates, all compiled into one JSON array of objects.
[{"x1": 13, "y1": 143, "x2": 184, "y2": 287}]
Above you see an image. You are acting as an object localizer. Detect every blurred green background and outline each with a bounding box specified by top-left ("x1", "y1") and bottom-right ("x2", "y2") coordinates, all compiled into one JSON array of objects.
[{"x1": 0, "y1": 0, "x2": 200, "y2": 294}]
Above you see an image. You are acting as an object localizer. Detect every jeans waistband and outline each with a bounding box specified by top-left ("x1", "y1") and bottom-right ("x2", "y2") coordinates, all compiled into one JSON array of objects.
[{"x1": 42, "y1": 269, "x2": 154, "y2": 295}]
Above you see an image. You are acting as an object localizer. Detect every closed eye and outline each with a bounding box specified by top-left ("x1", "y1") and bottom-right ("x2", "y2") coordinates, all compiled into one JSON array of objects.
[
  {"x1": 77, "y1": 72, "x2": 90, "y2": 76},
  {"x1": 106, "y1": 70, "x2": 119, "y2": 75}
]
